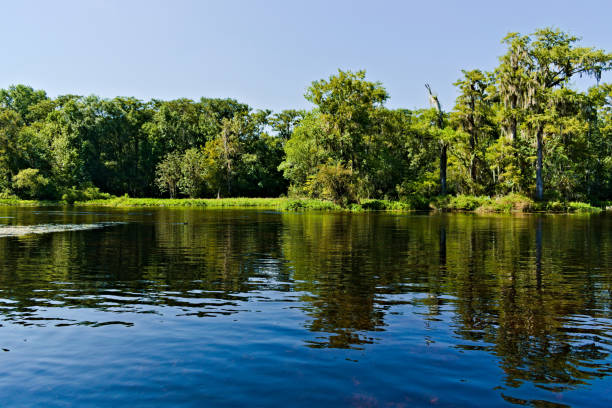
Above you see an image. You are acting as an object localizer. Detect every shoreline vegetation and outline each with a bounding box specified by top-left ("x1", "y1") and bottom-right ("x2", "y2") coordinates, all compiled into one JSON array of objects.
[
  {"x1": 1, "y1": 28, "x2": 611, "y2": 211},
  {"x1": 0, "y1": 194, "x2": 608, "y2": 214}
]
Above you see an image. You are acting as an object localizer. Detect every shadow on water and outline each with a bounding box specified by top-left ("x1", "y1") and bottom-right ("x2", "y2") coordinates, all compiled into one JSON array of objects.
[{"x1": 0, "y1": 207, "x2": 611, "y2": 406}]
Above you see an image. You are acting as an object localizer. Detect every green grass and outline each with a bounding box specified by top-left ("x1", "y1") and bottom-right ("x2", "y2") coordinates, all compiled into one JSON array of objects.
[
  {"x1": 482, "y1": 193, "x2": 535, "y2": 213},
  {"x1": 430, "y1": 193, "x2": 602, "y2": 214},
  {"x1": 567, "y1": 202, "x2": 602, "y2": 213},
  {"x1": 0, "y1": 195, "x2": 606, "y2": 214},
  {"x1": 281, "y1": 199, "x2": 341, "y2": 211},
  {"x1": 444, "y1": 195, "x2": 493, "y2": 211},
  {"x1": 75, "y1": 196, "x2": 343, "y2": 211},
  {"x1": 0, "y1": 198, "x2": 59, "y2": 206},
  {"x1": 531, "y1": 200, "x2": 602, "y2": 213},
  {"x1": 352, "y1": 199, "x2": 414, "y2": 212}
]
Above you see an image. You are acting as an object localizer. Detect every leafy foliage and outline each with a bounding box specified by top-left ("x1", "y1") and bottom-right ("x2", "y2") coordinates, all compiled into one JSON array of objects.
[
  {"x1": 0, "y1": 29, "x2": 610, "y2": 208},
  {"x1": 12, "y1": 168, "x2": 51, "y2": 199}
]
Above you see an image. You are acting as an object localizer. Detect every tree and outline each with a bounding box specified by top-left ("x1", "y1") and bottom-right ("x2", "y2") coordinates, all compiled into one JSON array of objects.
[
  {"x1": 156, "y1": 151, "x2": 183, "y2": 198},
  {"x1": 0, "y1": 109, "x2": 24, "y2": 190},
  {"x1": 451, "y1": 70, "x2": 498, "y2": 194},
  {"x1": 425, "y1": 84, "x2": 448, "y2": 195},
  {"x1": 0, "y1": 85, "x2": 48, "y2": 125},
  {"x1": 270, "y1": 110, "x2": 305, "y2": 140},
  {"x1": 281, "y1": 70, "x2": 390, "y2": 203},
  {"x1": 218, "y1": 117, "x2": 241, "y2": 196},
  {"x1": 200, "y1": 138, "x2": 226, "y2": 198},
  {"x1": 12, "y1": 168, "x2": 51, "y2": 199},
  {"x1": 497, "y1": 28, "x2": 612, "y2": 200},
  {"x1": 310, "y1": 161, "x2": 356, "y2": 206},
  {"x1": 179, "y1": 148, "x2": 207, "y2": 198},
  {"x1": 144, "y1": 98, "x2": 202, "y2": 156},
  {"x1": 279, "y1": 112, "x2": 329, "y2": 196},
  {"x1": 305, "y1": 70, "x2": 388, "y2": 175},
  {"x1": 199, "y1": 97, "x2": 251, "y2": 142}
]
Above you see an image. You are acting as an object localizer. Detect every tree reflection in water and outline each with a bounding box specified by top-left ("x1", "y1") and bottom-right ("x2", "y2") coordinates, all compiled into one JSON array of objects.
[{"x1": 0, "y1": 208, "x2": 611, "y2": 400}]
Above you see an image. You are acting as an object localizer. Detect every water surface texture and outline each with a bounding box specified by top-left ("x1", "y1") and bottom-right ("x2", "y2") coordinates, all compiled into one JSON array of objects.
[{"x1": 0, "y1": 207, "x2": 611, "y2": 407}]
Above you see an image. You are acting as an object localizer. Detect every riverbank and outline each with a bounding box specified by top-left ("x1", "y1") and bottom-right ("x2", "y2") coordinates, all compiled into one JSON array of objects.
[
  {"x1": 0, "y1": 197, "x2": 341, "y2": 211},
  {"x1": 0, "y1": 194, "x2": 608, "y2": 214},
  {"x1": 76, "y1": 197, "x2": 340, "y2": 211},
  {"x1": 430, "y1": 194, "x2": 605, "y2": 214}
]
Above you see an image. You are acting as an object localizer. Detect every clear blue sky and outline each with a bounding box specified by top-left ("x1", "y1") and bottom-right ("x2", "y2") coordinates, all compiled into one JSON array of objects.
[{"x1": 1, "y1": 0, "x2": 610, "y2": 112}]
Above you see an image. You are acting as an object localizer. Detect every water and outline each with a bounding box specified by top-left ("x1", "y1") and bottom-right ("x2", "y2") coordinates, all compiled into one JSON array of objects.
[{"x1": 0, "y1": 207, "x2": 611, "y2": 407}]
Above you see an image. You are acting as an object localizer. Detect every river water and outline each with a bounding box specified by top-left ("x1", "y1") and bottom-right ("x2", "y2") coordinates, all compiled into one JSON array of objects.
[{"x1": 0, "y1": 207, "x2": 610, "y2": 407}]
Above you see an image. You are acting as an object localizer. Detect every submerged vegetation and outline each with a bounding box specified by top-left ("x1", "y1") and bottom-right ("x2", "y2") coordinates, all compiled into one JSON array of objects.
[{"x1": 1, "y1": 28, "x2": 611, "y2": 211}]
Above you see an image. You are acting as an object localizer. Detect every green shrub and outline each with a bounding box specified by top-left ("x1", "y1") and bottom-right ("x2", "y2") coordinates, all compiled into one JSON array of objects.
[
  {"x1": 492, "y1": 193, "x2": 534, "y2": 212},
  {"x1": 537, "y1": 200, "x2": 601, "y2": 213},
  {"x1": 448, "y1": 195, "x2": 491, "y2": 211},
  {"x1": 348, "y1": 203, "x2": 364, "y2": 212},
  {"x1": 0, "y1": 190, "x2": 17, "y2": 199},
  {"x1": 567, "y1": 202, "x2": 601, "y2": 213},
  {"x1": 282, "y1": 200, "x2": 307, "y2": 211},
  {"x1": 404, "y1": 195, "x2": 430, "y2": 211},
  {"x1": 358, "y1": 199, "x2": 413, "y2": 211},
  {"x1": 62, "y1": 187, "x2": 112, "y2": 204},
  {"x1": 309, "y1": 162, "x2": 357, "y2": 207},
  {"x1": 386, "y1": 201, "x2": 413, "y2": 211},
  {"x1": 428, "y1": 195, "x2": 492, "y2": 211},
  {"x1": 429, "y1": 195, "x2": 451, "y2": 211},
  {"x1": 360, "y1": 199, "x2": 388, "y2": 211},
  {"x1": 12, "y1": 169, "x2": 53, "y2": 199},
  {"x1": 282, "y1": 199, "x2": 340, "y2": 211},
  {"x1": 545, "y1": 201, "x2": 565, "y2": 212}
]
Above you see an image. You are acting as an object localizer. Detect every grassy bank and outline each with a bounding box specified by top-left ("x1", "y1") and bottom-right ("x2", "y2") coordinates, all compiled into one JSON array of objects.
[
  {"x1": 0, "y1": 198, "x2": 60, "y2": 206},
  {"x1": 74, "y1": 196, "x2": 342, "y2": 211},
  {"x1": 430, "y1": 194, "x2": 603, "y2": 214},
  {"x1": 0, "y1": 195, "x2": 606, "y2": 214}
]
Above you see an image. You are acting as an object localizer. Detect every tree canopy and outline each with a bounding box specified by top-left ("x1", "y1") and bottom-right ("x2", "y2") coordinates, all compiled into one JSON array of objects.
[{"x1": 0, "y1": 28, "x2": 610, "y2": 205}]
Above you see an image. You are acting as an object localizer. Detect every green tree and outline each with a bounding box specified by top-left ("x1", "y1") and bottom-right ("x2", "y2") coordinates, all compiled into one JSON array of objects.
[
  {"x1": 12, "y1": 168, "x2": 51, "y2": 199},
  {"x1": 270, "y1": 109, "x2": 305, "y2": 140},
  {"x1": 310, "y1": 161, "x2": 356, "y2": 206},
  {"x1": 282, "y1": 70, "x2": 389, "y2": 203},
  {"x1": 0, "y1": 109, "x2": 24, "y2": 190},
  {"x1": 200, "y1": 138, "x2": 226, "y2": 198},
  {"x1": 155, "y1": 151, "x2": 183, "y2": 198},
  {"x1": 279, "y1": 112, "x2": 330, "y2": 197},
  {"x1": 179, "y1": 148, "x2": 207, "y2": 198},
  {"x1": 451, "y1": 70, "x2": 498, "y2": 194},
  {"x1": 425, "y1": 84, "x2": 449, "y2": 195},
  {"x1": 199, "y1": 97, "x2": 251, "y2": 142},
  {"x1": 0, "y1": 85, "x2": 48, "y2": 125},
  {"x1": 497, "y1": 28, "x2": 612, "y2": 200},
  {"x1": 305, "y1": 70, "x2": 388, "y2": 175}
]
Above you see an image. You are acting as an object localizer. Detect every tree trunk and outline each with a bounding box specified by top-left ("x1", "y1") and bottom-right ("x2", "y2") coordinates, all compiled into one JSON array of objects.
[
  {"x1": 508, "y1": 94, "x2": 517, "y2": 142},
  {"x1": 469, "y1": 131, "x2": 477, "y2": 185},
  {"x1": 470, "y1": 158, "x2": 477, "y2": 186},
  {"x1": 440, "y1": 143, "x2": 447, "y2": 195},
  {"x1": 425, "y1": 84, "x2": 447, "y2": 196},
  {"x1": 226, "y1": 163, "x2": 231, "y2": 196},
  {"x1": 536, "y1": 128, "x2": 544, "y2": 200}
]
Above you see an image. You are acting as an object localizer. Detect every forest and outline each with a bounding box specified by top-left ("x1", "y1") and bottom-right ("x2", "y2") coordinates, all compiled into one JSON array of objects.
[{"x1": 1, "y1": 28, "x2": 611, "y2": 208}]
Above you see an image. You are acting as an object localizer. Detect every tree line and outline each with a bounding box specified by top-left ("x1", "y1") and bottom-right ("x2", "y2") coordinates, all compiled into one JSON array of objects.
[{"x1": 1, "y1": 28, "x2": 611, "y2": 204}]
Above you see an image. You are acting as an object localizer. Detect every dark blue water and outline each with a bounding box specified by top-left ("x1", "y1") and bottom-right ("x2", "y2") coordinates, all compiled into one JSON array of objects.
[{"x1": 0, "y1": 207, "x2": 611, "y2": 407}]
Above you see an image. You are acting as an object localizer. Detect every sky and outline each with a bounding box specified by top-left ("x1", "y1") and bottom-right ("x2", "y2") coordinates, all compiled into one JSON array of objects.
[{"x1": 1, "y1": 0, "x2": 611, "y2": 112}]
